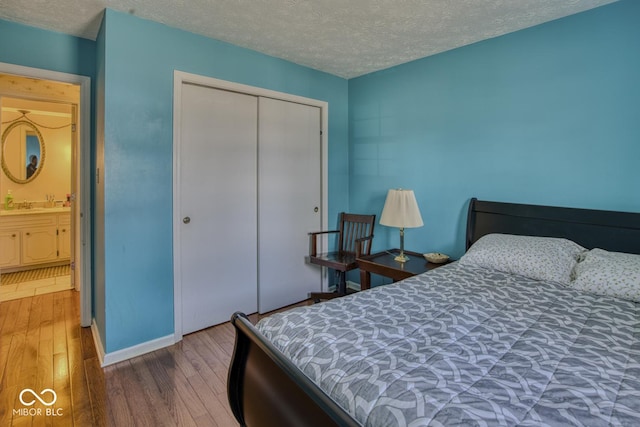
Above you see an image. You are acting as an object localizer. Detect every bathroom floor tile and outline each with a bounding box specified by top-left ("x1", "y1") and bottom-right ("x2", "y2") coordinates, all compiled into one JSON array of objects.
[
  {"x1": 0, "y1": 283, "x2": 18, "y2": 294},
  {"x1": 56, "y1": 275, "x2": 72, "y2": 286},
  {"x1": 0, "y1": 275, "x2": 72, "y2": 302},
  {"x1": 35, "y1": 281, "x2": 72, "y2": 295},
  {"x1": 16, "y1": 277, "x2": 56, "y2": 290}
]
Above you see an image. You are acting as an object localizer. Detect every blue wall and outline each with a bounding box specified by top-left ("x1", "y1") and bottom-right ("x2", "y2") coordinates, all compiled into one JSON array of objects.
[
  {"x1": 0, "y1": 19, "x2": 95, "y2": 77},
  {"x1": 349, "y1": 0, "x2": 640, "y2": 266},
  {"x1": 100, "y1": 10, "x2": 349, "y2": 352}
]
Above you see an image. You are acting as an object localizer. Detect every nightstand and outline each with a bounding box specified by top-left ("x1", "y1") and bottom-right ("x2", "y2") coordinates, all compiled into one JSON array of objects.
[{"x1": 357, "y1": 248, "x2": 450, "y2": 290}]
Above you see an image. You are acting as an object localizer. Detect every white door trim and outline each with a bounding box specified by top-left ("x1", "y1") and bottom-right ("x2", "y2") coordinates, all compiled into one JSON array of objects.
[
  {"x1": 172, "y1": 70, "x2": 329, "y2": 342},
  {"x1": 0, "y1": 62, "x2": 92, "y2": 327}
]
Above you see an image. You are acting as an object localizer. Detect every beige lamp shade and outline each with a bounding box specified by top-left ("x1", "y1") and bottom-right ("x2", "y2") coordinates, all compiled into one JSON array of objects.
[{"x1": 380, "y1": 189, "x2": 423, "y2": 228}]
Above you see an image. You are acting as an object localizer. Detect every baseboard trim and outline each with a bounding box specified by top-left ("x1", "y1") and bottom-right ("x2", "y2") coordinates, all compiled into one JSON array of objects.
[
  {"x1": 90, "y1": 320, "x2": 174, "y2": 367},
  {"x1": 90, "y1": 320, "x2": 106, "y2": 366},
  {"x1": 347, "y1": 280, "x2": 361, "y2": 291},
  {"x1": 328, "y1": 281, "x2": 361, "y2": 293}
]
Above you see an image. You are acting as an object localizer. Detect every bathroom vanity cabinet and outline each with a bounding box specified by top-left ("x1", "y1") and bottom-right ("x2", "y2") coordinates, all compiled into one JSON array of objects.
[{"x1": 0, "y1": 209, "x2": 71, "y2": 271}]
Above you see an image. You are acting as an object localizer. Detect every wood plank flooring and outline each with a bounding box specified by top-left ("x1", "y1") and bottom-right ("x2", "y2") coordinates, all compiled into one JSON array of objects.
[{"x1": 1, "y1": 289, "x2": 305, "y2": 426}]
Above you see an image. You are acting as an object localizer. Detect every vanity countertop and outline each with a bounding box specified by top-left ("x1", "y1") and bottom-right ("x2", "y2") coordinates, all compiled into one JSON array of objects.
[{"x1": 0, "y1": 207, "x2": 71, "y2": 216}]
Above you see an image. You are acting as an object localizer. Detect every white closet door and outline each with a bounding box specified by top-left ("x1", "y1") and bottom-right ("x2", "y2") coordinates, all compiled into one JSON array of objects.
[
  {"x1": 179, "y1": 83, "x2": 258, "y2": 334},
  {"x1": 258, "y1": 97, "x2": 322, "y2": 313}
]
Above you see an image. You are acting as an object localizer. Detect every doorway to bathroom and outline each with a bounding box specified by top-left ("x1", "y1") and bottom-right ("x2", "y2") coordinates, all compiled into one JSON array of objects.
[
  {"x1": 0, "y1": 96, "x2": 75, "y2": 301},
  {"x1": 0, "y1": 63, "x2": 92, "y2": 327}
]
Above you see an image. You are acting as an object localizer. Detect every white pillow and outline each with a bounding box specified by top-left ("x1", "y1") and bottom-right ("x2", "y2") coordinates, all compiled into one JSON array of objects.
[
  {"x1": 459, "y1": 233, "x2": 586, "y2": 285},
  {"x1": 571, "y1": 248, "x2": 640, "y2": 302}
]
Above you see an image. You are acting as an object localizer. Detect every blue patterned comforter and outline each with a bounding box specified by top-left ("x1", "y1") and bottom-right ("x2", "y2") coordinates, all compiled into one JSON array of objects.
[{"x1": 257, "y1": 262, "x2": 640, "y2": 426}]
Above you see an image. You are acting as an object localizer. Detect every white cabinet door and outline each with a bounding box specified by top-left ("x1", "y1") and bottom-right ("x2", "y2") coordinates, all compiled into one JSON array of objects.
[
  {"x1": 0, "y1": 230, "x2": 20, "y2": 268},
  {"x1": 58, "y1": 213, "x2": 71, "y2": 259},
  {"x1": 22, "y1": 227, "x2": 58, "y2": 265},
  {"x1": 179, "y1": 83, "x2": 258, "y2": 334},
  {"x1": 58, "y1": 228, "x2": 71, "y2": 259},
  {"x1": 258, "y1": 97, "x2": 322, "y2": 313}
]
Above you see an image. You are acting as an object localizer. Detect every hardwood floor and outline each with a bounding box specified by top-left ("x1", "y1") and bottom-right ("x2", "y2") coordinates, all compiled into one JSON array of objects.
[{"x1": 1, "y1": 289, "x2": 306, "y2": 426}]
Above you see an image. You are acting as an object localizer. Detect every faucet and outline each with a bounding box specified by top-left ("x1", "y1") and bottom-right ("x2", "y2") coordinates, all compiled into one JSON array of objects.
[{"x1": 19, "y1": 200, "x2": 33, "y2": 209}]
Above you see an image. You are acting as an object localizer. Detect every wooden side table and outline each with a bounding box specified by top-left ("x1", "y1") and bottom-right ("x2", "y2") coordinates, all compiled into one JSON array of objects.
[{"x1": 357, "y1": 248, "x2": 450, "y2": 290}]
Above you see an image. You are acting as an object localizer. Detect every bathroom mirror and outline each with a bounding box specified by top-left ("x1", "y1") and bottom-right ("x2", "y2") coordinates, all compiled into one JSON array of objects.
[{"x1": 1, "y1": 120, "x2": 45, "y2": 184}]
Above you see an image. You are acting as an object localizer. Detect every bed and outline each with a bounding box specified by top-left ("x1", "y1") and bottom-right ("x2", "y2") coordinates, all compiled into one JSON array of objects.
[{"x1": 227, "y1": 198, "x2": 640, "y2": 426}]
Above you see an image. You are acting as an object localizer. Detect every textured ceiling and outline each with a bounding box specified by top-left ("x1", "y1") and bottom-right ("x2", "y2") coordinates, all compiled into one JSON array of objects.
[{"x1": 0, "y1": 0, "x2": 618, "y2": 78}]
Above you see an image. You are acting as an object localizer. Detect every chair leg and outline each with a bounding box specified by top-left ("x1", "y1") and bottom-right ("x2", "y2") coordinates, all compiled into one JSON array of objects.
[
  {"x1": 336, "y1": 271, "x2": 347, "y2": 295},
  {"x1": 309, "y1": 270, "x2": 348, "y2": 303}
]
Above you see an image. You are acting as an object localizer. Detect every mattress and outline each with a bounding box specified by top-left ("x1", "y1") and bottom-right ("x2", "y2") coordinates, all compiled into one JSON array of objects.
[{"x1": 256, "y1": 262, "x2": 640, "y2": 426}]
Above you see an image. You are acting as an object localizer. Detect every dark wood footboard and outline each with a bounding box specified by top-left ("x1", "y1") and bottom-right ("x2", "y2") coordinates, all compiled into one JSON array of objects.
[{"x1": 227, "y1": 312, "x2": 360, "y2": 427}]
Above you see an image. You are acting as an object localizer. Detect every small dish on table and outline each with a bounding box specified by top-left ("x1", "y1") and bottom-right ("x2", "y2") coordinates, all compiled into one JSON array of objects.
[{"x1": 423, "y1": 252, "x2": 450, "y2": 264}]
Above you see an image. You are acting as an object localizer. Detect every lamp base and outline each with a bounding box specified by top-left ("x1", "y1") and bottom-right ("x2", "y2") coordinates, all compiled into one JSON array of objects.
[
  {"x1": 394, "y1": 253, "x2": 409, "y2": 263},
  {"x1": 395, "y1": 228, "x2": 410, "y2": 262}
]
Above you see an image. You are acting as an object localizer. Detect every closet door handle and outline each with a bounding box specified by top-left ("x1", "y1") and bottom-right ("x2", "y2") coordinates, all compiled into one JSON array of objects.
[{"x1": 183, "y1": 217, "x2": 191, "y2": 224}]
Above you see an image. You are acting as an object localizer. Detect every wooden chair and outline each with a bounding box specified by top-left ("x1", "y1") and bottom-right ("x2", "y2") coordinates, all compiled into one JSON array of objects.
[{"x1": 307, "y1": 213, "x2": 376, "y2": 301}]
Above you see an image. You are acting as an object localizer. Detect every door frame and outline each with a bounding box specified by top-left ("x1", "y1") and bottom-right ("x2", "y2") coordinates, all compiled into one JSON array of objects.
[
  {"x1": 0, "y1": 62, "x2": 92, "y2": 327},
  {"x1": 172, "y1": 70, "x2": 328, "y2": 341}
]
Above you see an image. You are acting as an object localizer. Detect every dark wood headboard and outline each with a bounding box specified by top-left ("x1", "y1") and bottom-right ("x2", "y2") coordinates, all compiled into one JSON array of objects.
[{"x1": 466, "y1": 198, "x2": 640, "y2": 255}]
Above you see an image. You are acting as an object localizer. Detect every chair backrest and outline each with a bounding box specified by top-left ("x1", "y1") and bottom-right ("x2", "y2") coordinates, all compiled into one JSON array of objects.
[{"x1": 337, "y1": 213, "x2": 376, "y2": 256}]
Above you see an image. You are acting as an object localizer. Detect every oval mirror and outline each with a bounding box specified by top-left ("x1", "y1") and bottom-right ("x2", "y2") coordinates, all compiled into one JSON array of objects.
[{"x1": 1, "y1": 120, "x2": 46, "y2": 184}]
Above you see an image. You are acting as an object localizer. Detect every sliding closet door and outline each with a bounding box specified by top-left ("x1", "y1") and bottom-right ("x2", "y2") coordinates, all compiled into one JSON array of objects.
[
  {"x1": 258, "y1": 97, "x2": 322, "y2": 313},
  {"x1": 179, "y1": 83, "x2": 258, "y2": 334}
]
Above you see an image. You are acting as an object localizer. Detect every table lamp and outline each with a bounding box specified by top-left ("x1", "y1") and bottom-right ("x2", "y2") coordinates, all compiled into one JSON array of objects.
[{"x1": 379, "y1": 189, "x2": 423, "y2": 262}]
